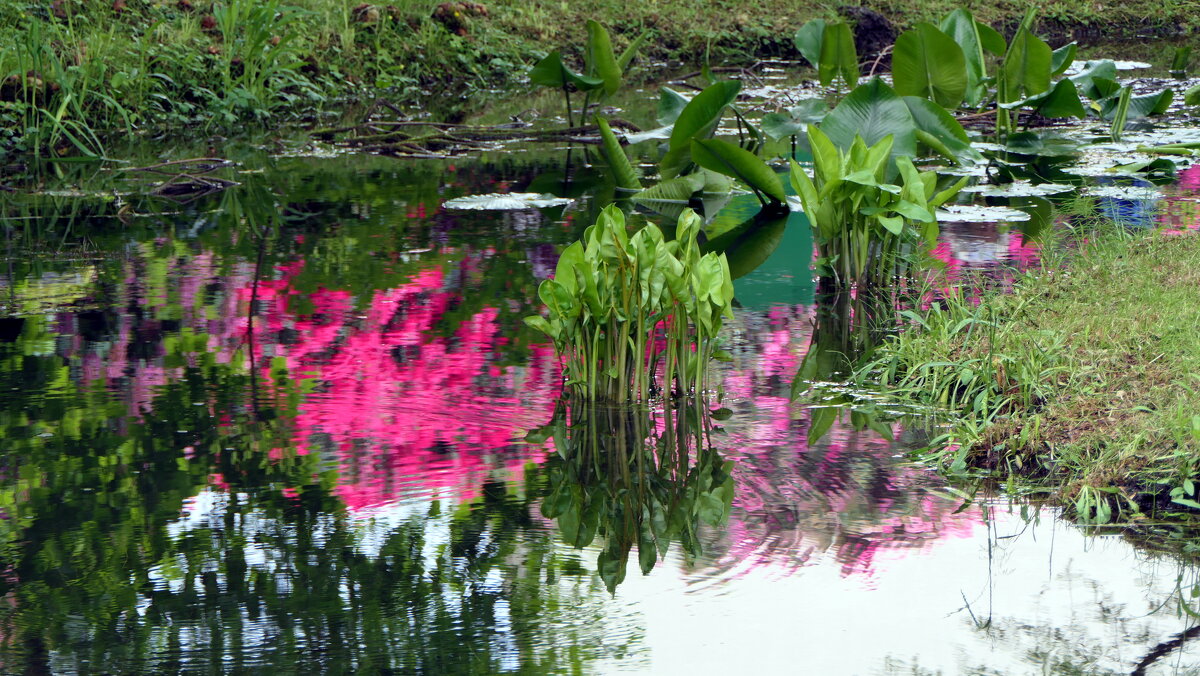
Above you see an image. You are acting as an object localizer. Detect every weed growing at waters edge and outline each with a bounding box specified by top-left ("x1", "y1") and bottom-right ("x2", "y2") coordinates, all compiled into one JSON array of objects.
[{"x1": 864, "y1": 217, "x2": 1200, "y2": 523}]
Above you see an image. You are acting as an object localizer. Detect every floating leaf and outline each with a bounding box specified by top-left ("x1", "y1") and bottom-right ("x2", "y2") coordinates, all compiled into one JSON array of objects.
[
  {"x1": 962, "y1": 181, "x2": 1073, "y2": 197},
  {"x1": 935, "y1": 204, "x2": 1032, "y2": 222},
  {"x1": 443, "y1": 192, "x2": 574, "y2": 210}
]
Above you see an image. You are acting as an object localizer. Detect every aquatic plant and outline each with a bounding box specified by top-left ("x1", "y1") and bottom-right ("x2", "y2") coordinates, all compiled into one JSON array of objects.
[
  {"x1": 524, "y1": 205, "x2": 734, "y2": 402},
  {"x1": 793, "y1": 19, "x2": 859, "y2": 91},
  {"x1": 528, "y1": 20, "x2": 642, "y2": 126},
  {"x1": 789, "y1": 127, "x2": 966, "y2": 288}
]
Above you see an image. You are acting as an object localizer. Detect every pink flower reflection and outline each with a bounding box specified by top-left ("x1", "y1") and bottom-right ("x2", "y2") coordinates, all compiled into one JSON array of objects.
[
  {"x1": 701, "y1": 306, "x2": 983, "y2": 581},
  {"x1": 1158, "y1": 164, "x2": 1200, "y2": 235},
  {"x1": 241, "y1": 262, "x2": 561, "y2": 510}
]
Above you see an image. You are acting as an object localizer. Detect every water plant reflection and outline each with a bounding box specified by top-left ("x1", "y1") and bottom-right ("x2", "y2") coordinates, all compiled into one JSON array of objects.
[{"x1": 532, "y1": 398, "x2": 734, "y2": 593}]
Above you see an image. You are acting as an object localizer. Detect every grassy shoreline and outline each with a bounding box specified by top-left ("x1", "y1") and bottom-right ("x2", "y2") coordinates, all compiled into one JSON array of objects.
[
  {"x1": 2, "y1": 0, "x2": 1198, "y2": 159},
  {"x1": 870, "y1": 216, "x2": 1200, "y2": 524}
]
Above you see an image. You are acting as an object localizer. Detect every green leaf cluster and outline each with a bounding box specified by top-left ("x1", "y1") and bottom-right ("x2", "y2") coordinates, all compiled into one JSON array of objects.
[
  {"x1": 524, "y1": 206, "x2": 734, "y2": 402},
  {"x1": 790, "y1": 127, "x2": 966, "y2": 288}
]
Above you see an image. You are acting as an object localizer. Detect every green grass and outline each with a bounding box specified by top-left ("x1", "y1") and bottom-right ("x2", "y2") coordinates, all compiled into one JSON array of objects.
[
  {"x1": 3, "y1": 0, "x2": 1198, "y2": 158},
  {"x1": 867, "y1": 211, "x2": 1200, "y2": 523}
]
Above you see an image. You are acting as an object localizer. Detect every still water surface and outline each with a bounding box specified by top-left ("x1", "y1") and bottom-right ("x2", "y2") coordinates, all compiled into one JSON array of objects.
[{"x1": 1, "y1": 141, "x2": 1200, "y2": 675}]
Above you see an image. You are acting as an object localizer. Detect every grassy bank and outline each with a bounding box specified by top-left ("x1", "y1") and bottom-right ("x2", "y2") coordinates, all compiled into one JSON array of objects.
[
  {"x1": 2, "y1": 0, "x2": 1199, "y2": 159},
  {"x1": 869, "y1": 215, "x2": 1200, "y2": 523}
]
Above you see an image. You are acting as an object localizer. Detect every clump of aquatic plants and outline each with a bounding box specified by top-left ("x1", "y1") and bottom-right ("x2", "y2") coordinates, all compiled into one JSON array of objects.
[
  {"x1": 524, "y1": 205, "x2": 734, "y2": 402},
  {"x1": 529, "y1": 398, "x2": 733, "y2": 593},
  {"x1": 789, "y1": 127, "x2": 966, "y2": 288},
  {"x1": 793, "y1": 8, "x2": 1174, "y2": 143}
]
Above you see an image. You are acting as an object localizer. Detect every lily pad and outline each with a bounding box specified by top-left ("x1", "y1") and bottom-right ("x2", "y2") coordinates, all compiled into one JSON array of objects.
[
  {"x1": 1085, "y1": 185, "x2": 1160, "y2": 200},
  {"x1": 935, "y1": 204, "x2": 1032, "y2": 222},
  {"x1": 442, "y1": 192, "x2": 575, "y2": 210},
  {"x1": 961, "y1": 182, "x2": 1073, "y2": 197}
]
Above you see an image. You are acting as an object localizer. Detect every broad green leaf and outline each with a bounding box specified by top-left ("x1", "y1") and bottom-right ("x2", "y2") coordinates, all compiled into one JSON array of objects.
[
  {"x1": 690, "y1": 138, "x2": 786, "y2": 204},
  {"x1": 1050, "y1": 42, "x2": 1077, "y2": 77},
  {"x1": 930, "y1": 176, "x2": 969, "y2": 207},
  {"x1": 976, "y1": 21, "x2": 1006, "y2": 55},
  {"x1": 807, "y1": 406, "x2": 838, "y2": 445},
  {"x1": 595, "y1": 116, "x2": 641, "y2": 191},
  {"x1": 1032, "y1": 78, "x2": 1086, "y2": 118},
  {"x1": 1001, "y1": 28, "x2": 1052, "y2": 102},
  {"x1": 878, "y1": 214, "x2": 904, "y2": 234},
  {"x1": 794, "y1": 19, "x2": 826, "y2": 69},
  {"x1": 1069, "y1": 60, "x2": 1118, "y2": 98},
  {"x1": 820, "y1": 78, "x2": 917, "y2": 162},
  {"x1": 818, "y1": 22, "x2": 858, "y2": 88},
  {"x1": 892, "y1": 22, "x2": 968, "y2": 109},
  {"x1": 789, "y1": 159, "x2": 819, "y2": 213},
  {"x1": 1101, "y1": 89, "x2": 1174, "y2": 120},
  {"x1": 1085, "y1": 77, "x2": 1122, "y2": 103},
  {"x1": 660, "y1": 80, "x2": 742, "y2": 178},
  {"x1": 902, "y1": 96, "x2": 982, "y2": 164},
  {"x1": 584, "y1": 20, "x2": 621, "y2": 97},
  {"x1": 760, "y1": 100, "x2": 828, "y2": 141},
  {"x1": 553, "y1": 241, "x2": 585, "y2": 293},
  {"x1": 893, "y1": 199, "x2": 934, "y2": 222},
  {"x1": 657, "y1": 87, "x2": 690, "y2": 125},
  {"x1": 807, "y1": 124, "x2": 843, "y2": 186},
  {"x1": 529, "y1": 51, "x2": 603, "y2": 91},
  {"x1": 1001, "y1": 78, "x2": 1086, "y2": 118},
  {"x1": 1186, "y1": 83, "x2": 1200, "y2": 105},
  {"x1": 939, "y1": 9, "x2": 989, "y2": 106}
]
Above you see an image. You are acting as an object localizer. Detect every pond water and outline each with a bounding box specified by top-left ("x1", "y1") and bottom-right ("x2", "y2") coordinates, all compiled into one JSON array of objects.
[{"x1": 4, "y1": 67, "x2": 1200, "y2": 674}]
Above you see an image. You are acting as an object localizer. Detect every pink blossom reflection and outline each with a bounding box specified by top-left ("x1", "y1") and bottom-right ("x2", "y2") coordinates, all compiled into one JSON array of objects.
[
  {"x1": 240, "y1": 261, "x2": 562, "y2": 509},
  {"x1": 1159, "y1": 164, "x2": 1200, "y2": 236},
  {"x1": 697, "y1": 305, "x2": 984, "y2": 583}
]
